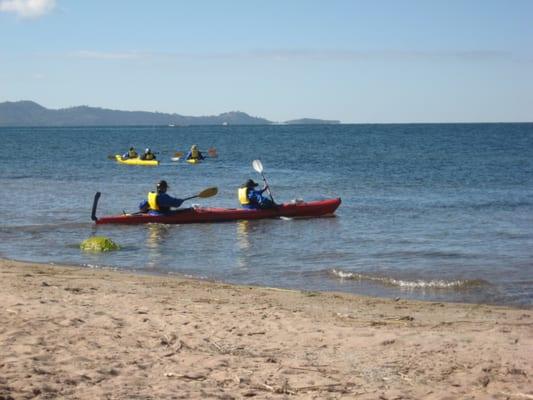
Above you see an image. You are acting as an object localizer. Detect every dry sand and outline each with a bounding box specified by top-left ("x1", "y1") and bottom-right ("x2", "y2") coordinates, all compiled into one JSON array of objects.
[{"x1": 0, "y1": 258, "x2": 532, "y2": 399}]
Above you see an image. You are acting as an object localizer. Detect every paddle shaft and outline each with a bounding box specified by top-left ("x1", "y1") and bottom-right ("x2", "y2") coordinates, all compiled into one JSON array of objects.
[{"x1": 259, "y1": 171, "x2": 275, "y2": 203}]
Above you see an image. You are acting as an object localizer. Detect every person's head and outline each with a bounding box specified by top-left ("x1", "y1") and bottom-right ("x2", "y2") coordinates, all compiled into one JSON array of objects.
[
  {"x1": 145, "y1": 148, "x2": 151, "y2": 153},
  {"x1": 129, "y1": 147, "x2": 135, "y2": 151},
  {"x1": 243, "y1": 179, "x2": 258, "y2": 188},
  {"x1": 157, "y1": 180, "x2": 168, "y2": 193},
  {"x1": 191, "y1": 144, "x2": 198, "y2": 151}
]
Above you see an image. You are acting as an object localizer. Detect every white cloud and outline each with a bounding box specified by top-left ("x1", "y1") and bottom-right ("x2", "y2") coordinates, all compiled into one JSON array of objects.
[
  {"x1": 68, "y1": 48, "x2": 518, "y2": 64},
  {"x1": 0, "y1": 0, "x2": 55, "y2": 18},
  {"x1": 71, "y1": 50, "x2": 143, "y2": 60}
]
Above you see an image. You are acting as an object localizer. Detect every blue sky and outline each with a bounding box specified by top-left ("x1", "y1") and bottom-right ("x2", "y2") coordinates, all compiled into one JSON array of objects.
[{"x1": 1, "y1": 0, "x2": 532, "y2": 123}]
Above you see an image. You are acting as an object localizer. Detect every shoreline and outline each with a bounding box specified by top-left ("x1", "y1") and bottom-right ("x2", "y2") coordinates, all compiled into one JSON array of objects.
[
  {"x1": 1, "y1": 258, "x2": 532, "y2": 399},
  {"x1": 5, "y1": 256, "x2": 529, "y2": 309}
]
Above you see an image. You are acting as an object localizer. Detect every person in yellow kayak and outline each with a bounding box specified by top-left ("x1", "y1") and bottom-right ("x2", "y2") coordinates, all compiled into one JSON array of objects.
[
  {"x1": 122, "y1": 147, "x2": 138, "y2": 159},
  {"x1": 238, "y1": 179, "x2": 277, "y2": 209},
  {"x1": 141, "y1": 148, "x2": 156, "y2": 160},
  {"x1": 139, "y1": 180, "x2": 184, "y2": 214},
  {"x1": 185, "y1": 144, "x2": 205, "y2": 161}
]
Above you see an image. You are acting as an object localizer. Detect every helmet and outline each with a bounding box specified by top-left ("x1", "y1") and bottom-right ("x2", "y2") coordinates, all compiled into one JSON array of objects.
[
  {"x1": 243, "y1": 179, "x2": 258, "y2": 188},
  {"x1": 157, "y1": 180, "x2": 168, "y2": 192}
]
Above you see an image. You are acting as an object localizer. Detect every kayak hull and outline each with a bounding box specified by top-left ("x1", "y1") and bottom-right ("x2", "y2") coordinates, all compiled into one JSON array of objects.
[
  {"x1": 95, "y1": 198, "x2": 341, "y2": 225},
  {"x1": 186, "y1": 158, "x2": 201, "y2": 164},
  {"x1": 115, "y1": 155, "x2": 159, "y2": 166}
]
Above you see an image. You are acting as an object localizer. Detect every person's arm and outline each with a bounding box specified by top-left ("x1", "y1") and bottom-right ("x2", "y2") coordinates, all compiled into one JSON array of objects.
[
  {"x1": 185, "y1": 151, "x2": 192, "y2": 160},
  {"x1": 157, "y1": 193, "x2": 184, "y2": 208},
  {"x1": 199, "y1": 151, "x2": 205, "y2": 160},
  {"x1": 138, "y1": 200, "x2": 149, "y2": 213}
]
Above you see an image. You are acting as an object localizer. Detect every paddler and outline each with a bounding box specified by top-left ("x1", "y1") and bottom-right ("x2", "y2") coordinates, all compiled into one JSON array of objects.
[
  {"x1": 238, "y1": 179, "x2": 277, "y2": 210},
  {"x1": 139, "y1": 180, "x2": 184, "y2": 214},
  {"x1": 122, "y1": 146, "x2": 138, "y2": 159},
  {"x1": 185, "y1": 144, "x2": 205, "y2": 161},
  {"x1": 141, "y1": 148, "x2": 156, "y2": 160}
]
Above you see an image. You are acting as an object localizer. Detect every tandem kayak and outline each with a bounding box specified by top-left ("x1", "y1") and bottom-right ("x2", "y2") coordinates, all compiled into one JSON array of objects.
[
  {"x1": 91, "y1": 194, "x2": 341, "y2": 225},
  {"x1": 114, "y1": 155, "x2": 159, "y2": 166}
]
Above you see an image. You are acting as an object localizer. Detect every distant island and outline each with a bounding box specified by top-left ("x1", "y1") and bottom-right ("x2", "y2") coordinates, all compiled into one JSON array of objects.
[{"x1": 0, "y1": 101, "x2": 340, "y2": 127}]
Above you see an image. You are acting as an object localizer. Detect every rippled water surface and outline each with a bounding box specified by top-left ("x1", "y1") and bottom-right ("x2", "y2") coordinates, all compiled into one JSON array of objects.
[{"x1": 1, "y1": 124, "x2": 532, "y2": 306}]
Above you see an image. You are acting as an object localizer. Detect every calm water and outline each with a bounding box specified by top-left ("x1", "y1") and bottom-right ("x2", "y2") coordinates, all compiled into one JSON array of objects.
[{"x1": 1, "y1": 124, "x2": 532, "y2": 306}]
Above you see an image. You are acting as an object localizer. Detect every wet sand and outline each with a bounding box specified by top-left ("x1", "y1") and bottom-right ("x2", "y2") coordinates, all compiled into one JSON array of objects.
[{"x1": 1, "y1": 258, "x2": 532, "y2": 399}]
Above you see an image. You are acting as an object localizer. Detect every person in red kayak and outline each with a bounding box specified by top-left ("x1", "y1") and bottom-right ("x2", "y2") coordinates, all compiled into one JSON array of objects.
[
  {"x1": 139, "y1": 180, "x2": 184, "y2": 214},
  {"x1": 238, "y1": 179, "x2": 277, "y2": 210}
]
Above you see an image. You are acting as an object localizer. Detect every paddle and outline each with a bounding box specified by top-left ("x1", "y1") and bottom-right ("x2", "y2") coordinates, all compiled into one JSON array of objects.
[
  {"x1": 252, "y1": 159, "x2": 275, "y2": 203},
  {"x1": 118, "y1": 186, "x2": 218, "y2": 216},
  {"x1": 182, "y1": 186, "x2": 218, "y2": 201}
]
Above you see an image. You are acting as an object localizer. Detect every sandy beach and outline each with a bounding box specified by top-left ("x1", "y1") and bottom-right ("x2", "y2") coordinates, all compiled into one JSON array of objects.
[{"x1": 0, "y1": 258, "x2": 531, "y2": 399}]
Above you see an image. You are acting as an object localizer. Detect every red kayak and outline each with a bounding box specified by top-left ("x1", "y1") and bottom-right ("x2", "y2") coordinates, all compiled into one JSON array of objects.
[{"x1": 91, "y1": 193, "x2": 341, "y2": 225}]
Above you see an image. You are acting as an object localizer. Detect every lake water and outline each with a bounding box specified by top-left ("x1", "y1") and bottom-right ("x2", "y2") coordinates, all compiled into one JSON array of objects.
[{"x1": 1, "y1": 124, "x2": 532, "y2": 306}]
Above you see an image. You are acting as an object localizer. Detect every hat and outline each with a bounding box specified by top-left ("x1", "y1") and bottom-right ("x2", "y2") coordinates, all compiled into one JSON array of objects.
[
  {"x1": 157, "y1": 180, "x2": 168, "y2": 191},
  {"x1": 242, "y1": 179, "x2": 258, "y2": 188}
]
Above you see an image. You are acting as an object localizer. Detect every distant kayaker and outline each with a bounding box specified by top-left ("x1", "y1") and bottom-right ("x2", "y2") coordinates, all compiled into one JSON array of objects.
[
  {"x1": 139, "y1": 180, "x2": 184, "y2": 214},
  {"x1": 122, "y1": 147, "x2": 138, "y2": 159},
  {"x1": 185, "y1": 145, "x2": 205, "y2": 161},
  {"x1": 238, "y1": 179, "x2": 277, "y2": 209},
  {"x1": 141, "y1": 148, "x2": 156, "y2": 160}
]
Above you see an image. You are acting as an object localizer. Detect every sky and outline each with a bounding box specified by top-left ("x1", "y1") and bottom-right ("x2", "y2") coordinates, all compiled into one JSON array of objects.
[{"x1": 0, "y1": 0, "x2": 532, "y2": 123}]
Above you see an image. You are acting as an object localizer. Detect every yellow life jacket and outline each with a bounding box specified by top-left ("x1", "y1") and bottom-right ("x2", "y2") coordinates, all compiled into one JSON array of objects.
[
  {"x1": 128, "y1": 150, "x2": 138, "y2": 158},
  {"x1": 144, "y1": 152, "x2": 155, "y2": 160},
  {"x1": 238, "y1": 187, "x2": 250, "y2": 205},
  {"x1": 191, "y1": 148, "x2": 200, "y2": 159},
  {"x1": 147, "y1": 191, "x2": 159, "y2": 211}
]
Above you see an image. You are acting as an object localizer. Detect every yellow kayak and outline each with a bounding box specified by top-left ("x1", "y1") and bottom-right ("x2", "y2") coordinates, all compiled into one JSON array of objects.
[
  {"x1": 186, "y1": 158, "x2": 202, "y2": 164},
  {"x1": 115, "y1": 155, "x2": 159, "y2": 166}
]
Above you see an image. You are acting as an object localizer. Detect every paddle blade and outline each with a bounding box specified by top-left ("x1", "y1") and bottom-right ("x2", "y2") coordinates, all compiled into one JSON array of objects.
[
  {"x1": 197, "y1": 187, "x2": 218, "y2": 198},
  {"x1": 252, "y1": 159, "x2": 263, "y2": 173},
  {"x1": 207, "y1": 147, "x2": 218, "y2": 158}
]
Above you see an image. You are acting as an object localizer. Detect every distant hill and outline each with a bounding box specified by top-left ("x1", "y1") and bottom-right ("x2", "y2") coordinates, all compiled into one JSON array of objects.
[
  {"x1": 284, "y1": 118, "x2": 340, "y2": 125},
  {"x1": 0, "y1": 101, "x2": 271, "y2": 126},
  {"x1": 0, "y1": 101, "x2": 340, "y2": 126}
]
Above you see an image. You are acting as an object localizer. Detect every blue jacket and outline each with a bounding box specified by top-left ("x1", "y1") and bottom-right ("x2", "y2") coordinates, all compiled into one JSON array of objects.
[
  {"x1": 243, "y1": 187, "x2": 276, "y2": 209},
  {"x1": 139, "y1": 193, "x2": 184, "y2": 213}
]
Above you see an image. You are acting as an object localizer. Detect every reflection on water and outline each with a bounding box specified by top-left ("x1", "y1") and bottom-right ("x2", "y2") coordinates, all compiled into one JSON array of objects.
[
  {"x1": 145, "y1": 224, "x2": 171, "y2": 269},
  {"x1": 236, "y1": 220, "x2": 251, "y2": 270}
]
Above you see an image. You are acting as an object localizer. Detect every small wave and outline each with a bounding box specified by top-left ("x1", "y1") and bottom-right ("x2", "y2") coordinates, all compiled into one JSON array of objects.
[
  {"x1": 374, "y1": 250, "x2": 477, "y2": 259},
  {"x1": 330, "y1": 269, "x2": 488, "y2": 289},
  {"x1": 0, "y1": 222, "x2": 92, "y2": 234},
  {"x1": 436, "y1": 200, "x2": 533, "y2": 211}
]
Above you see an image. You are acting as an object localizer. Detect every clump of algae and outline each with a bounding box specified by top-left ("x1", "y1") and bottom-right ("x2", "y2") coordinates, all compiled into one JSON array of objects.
[{"x1": 80, "y1": 236, "x2": 120, "y2": 252}]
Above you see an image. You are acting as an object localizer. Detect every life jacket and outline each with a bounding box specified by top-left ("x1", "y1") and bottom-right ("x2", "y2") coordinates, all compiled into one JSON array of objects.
[
  {"x1": 238, "y1": 187, "x2": 250, "y2": 205},
  {"x1": 144, "y1": 152, "x2": 155, "y2": 160},
  {"x1": 147, "y1": 191, "x2": 159, "y2": 211},
  {"x1": 191, "y1": 148, "x2": 200, "y2": 159},
  {"x1": 128, "y1": 150, "x2": 138, "y2": 158}
]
